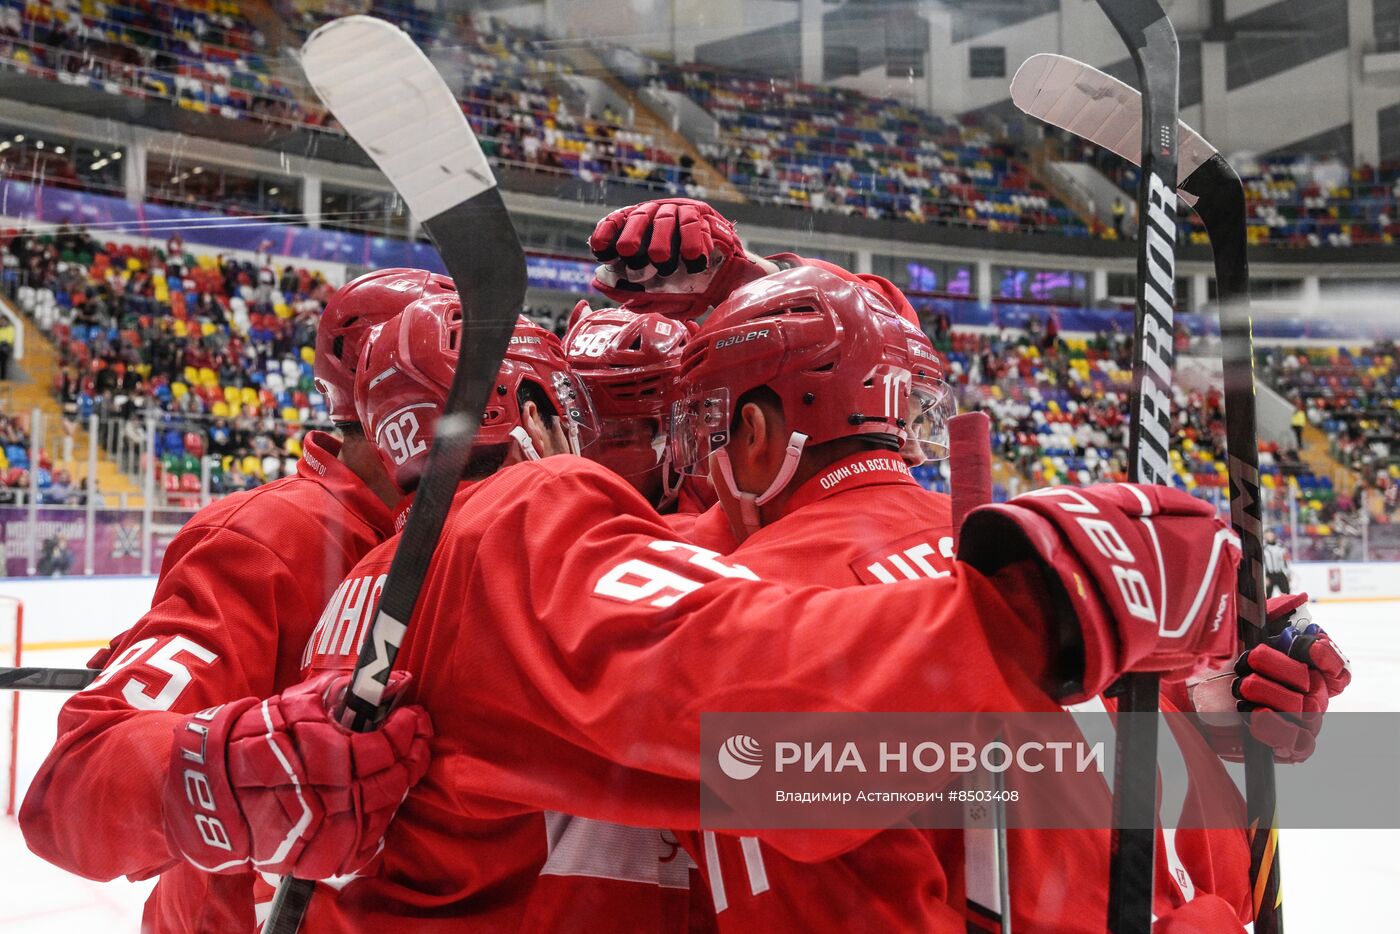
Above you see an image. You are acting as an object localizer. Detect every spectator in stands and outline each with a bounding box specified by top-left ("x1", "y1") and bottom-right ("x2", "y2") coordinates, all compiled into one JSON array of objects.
[
  {"x1": 0, "y1": 315, "x2": 14, "y2": 379},
  {"x1": 1112, "y1": 196, "x2": 1126, "y2": 238},
  {"x1": 37, "y1": 532, "x2": 73, "y2": 577},
  {"x1": 1292, "y1": 404, "x2": 1307, "y2": 449}
]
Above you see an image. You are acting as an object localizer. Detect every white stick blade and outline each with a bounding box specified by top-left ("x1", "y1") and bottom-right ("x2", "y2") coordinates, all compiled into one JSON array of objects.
[
  {"x1": 300, "y1": 15, "x2": 495, "y2": 222},
  {"x1": 1011, "y1": 52, "x2": 1218, "y2": 200}
]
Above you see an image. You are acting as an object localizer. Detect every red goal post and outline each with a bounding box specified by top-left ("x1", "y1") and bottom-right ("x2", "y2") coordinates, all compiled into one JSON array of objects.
[{"x1": 0, "y1": 596, "x2": 22, "y2": 817}]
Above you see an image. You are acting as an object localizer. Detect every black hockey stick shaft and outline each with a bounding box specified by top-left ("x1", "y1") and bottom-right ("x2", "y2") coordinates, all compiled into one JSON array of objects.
[
  {"x1": 1181, "y1": 156, "x2": 1284, "y2": 934},
  {"x1": 1093, "y1": 2, "x2": 1179, "y2": 932},
  {"x1": 0, "y1": 666, "x2": 99, "y2": 690},
  {"x1": 264, "y1": 17, "x2": 526, "y2": 934}
]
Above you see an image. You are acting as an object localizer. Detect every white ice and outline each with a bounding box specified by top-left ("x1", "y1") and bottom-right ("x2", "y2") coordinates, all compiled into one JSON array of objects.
[{"x1": 0, "y1": 602, "x2": 1397, "y2": 932}]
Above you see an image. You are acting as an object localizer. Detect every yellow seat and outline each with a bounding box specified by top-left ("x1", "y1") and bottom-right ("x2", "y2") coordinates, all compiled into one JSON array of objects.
[
  {"x1": 274, "y1": 302, "x2": 292, "y2": 320},
  {"x1": 171, "y1": 382, "x2": 188, "y2": 399},
  {"x1": 300, "y1": 346, "x2": 315, "y2": 366},
  {"x1": 281, "y1": 407, "x2": 299, "y2": 423},
  {"x1": 183, "y1": 365, "x2": 199, "y2": 385},
  {"x1": 173, "y1": 320, "x2": 188, "y2": 338},
  {"x1": 199, "y1": 367, "x2": 217, "y2": 387},
  {"x1": 240, "y1": 387, "x2": 259, "y2": 407},
  {"x1": 286, "y1": 437, "x2": 303, "y2": 458},
  {"x1": 201, "y1": 322, "x2": 216, "y2": 337},
  {"x1": 212, "y1": 402, "x2": 230, "y2": 418},
  {"x1": 223, "y1": 386, "x2": 240, "y2": 405}
]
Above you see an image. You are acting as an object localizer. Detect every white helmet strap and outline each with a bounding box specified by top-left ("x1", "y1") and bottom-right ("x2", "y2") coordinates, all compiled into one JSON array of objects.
[
  {"x1": 712, "y1": 431, "x2": 809, "y2": 539},
  {"x1": 509, "y1": 425, "x2": 542, "y2": 461}
]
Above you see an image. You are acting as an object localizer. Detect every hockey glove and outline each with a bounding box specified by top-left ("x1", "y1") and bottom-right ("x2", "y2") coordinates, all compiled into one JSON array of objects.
[
  {"x1": 959, "y1": 483, "x2": 1242, "y2": 703},
  {"x1": 164, "y1": 671, "x2": 432, "y2": 879},
  {"x1": 1186, "y1": 592, "x2": 1351, "y2": 763},
  {"x1": 589, "y1": 198, "x2": 771, "y2": 319}
]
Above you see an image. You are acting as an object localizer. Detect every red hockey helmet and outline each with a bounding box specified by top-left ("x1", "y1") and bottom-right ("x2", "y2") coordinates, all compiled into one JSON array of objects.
[
  {"x1": 671, "y1": 265, "x2": 929, "y2": 467},
  {"x1": 566, "y1": 304, "x2": 691, "y2": 503},
  {"x1": 315, "y1": 267, "x2": 456, "y2": 423},
  {"x1": 355, "y1": 293, "x2": 592, "y2": 491},
  {"x1": 670, "y1": 265, "x2": 936, "y2": 528}
]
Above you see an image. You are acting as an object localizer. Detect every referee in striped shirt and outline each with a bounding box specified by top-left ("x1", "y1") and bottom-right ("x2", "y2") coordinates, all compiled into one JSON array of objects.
[{"x1": 1264, "y1": 529, "x2": 1291, "y2": 597}]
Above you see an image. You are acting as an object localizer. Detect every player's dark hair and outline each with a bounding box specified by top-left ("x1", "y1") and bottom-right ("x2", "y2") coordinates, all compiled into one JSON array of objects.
[{"x1": 464, "y1": 380, "x2": 560, "y2": 479}]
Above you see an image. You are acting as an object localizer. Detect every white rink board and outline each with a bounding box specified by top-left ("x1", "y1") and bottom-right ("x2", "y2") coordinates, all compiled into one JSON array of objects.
[
  {"x1": 0, "y1": 580, "x2": 1395, "y2": 931},
  {"x1": 1293, "y1": 561, "x2": 1400, "y2": 603}
]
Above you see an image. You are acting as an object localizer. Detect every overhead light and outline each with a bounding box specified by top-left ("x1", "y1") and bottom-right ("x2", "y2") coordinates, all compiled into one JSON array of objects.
[
  {"x1": 90, "y1": 159, "x2": 109, "y2": 171},
  {"x1": 111, "y1": 151, "x2": 122, "y2": 160},
  {"x1": 0, "y1": 142, "x2": 9, "y2": 153},
  {"x1": 34, "y1": 140, "x2": 43, "y2": 149},
  {"x1": 13, "y1": 134, "x2": 23, "y2": 142},
  {"x1": 192, "y1": 166, "x2": 203, "y2": 174},
  {"x1": 267, "y1": 187, "x2": 280, "y2": 195},
  {"x1": 92, "y1": 149, "x2": 101, "y2": 157},
  {"x1": 54, "y1": 146, "x2": 65, "y2": 155}
]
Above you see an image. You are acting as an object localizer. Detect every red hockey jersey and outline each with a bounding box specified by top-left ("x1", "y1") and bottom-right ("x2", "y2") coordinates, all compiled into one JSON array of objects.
[
  {"x1": 673, "y1": 453, "x2": 1250, "y2": 933},
  {"x1": 20, "y1": 432, "x2": 400, "y2": 934},
  {"x1": 273, "y1": 455, "x2": 1054, "y2": 929}
]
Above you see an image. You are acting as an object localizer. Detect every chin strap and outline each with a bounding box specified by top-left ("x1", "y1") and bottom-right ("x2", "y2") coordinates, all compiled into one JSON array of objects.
[
  {"x1": 509, "y1": 426, "x2": 542, "y2": 461},
  {"x1": 712, "y1": 431, "x2": 809, "y2": 538}
]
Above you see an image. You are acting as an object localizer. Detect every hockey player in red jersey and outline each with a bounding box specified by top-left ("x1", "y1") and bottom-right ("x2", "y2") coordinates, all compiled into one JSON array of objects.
[
  {"x1": 229, "y1": 250, "x2": 1246, "y2": 934},
  {"x1": 279, "y1": 292, "x2": 649, "y2": 932},
  {"x1": 19, "y1": 268, "x2": 445, "y2": 934},
  {"x1": 564, "y1": 303, "x2": 693, "y2": 510}
]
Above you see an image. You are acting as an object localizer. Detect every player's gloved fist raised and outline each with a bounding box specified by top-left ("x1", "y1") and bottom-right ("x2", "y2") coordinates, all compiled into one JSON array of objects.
[
  {"x1": 1188, "y1": 592, "x2": 1351, "y2": 763},
  {"x1": 163, "y1": 671, "x2": 432, "y2": 879},
  {"x1": 589, "y1": 198, "x2": 771, "y2": 319},
  {"x1": 959, "y1": 484, "x2": 1242, "y2": 702}
]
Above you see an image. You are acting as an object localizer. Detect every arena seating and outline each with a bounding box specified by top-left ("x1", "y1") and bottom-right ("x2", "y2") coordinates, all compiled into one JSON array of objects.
[
  {"x1": 0, "y1": 0, "x2": 307, "y2": 126},
  {"x1": 1105, "y1": 156, "x2": 1400, "y2": 248},
  {"x1": 652, "y1": 65, "x2": 1085, "y2": 234},
  {"x1": 4, "y1": 225, "x2": 323, "y2": 498}
]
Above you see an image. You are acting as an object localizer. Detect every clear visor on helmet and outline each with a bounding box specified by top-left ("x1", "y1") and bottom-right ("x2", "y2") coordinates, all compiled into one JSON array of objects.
[
  {"x1": 902, "y1": 378, "x2": 956, "y2": 465},
  {"x1": 586, "y1": 414, "x2": 669, "y2": 478},
  {"x1": 669, "y1": 387, "x2": 732, "y2": 477},
  {"x1": 551, "y1": 369, "x2": 596, "y2": 456}
]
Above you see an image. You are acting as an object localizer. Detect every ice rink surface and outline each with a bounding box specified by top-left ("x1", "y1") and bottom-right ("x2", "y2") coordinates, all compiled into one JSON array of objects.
[{"x1": 1, "y1": 600, "x2": 1397, "y2": 932}]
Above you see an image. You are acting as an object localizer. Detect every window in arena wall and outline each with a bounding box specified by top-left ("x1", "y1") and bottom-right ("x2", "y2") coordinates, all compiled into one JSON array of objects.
[
  {"x1": 969, "y1": 46, "x2": 1007, "y2": 80},
  {"x1": 1107, "y1": 272, "x2": 1191, "y2": 307},
  {"x1": 514, "y1": 214, "x2": 597, "y2": 259},
  {"x1": 870, "y1": 255, "x2": 974, "y2": 297},
  {"x1": 1208, "y1": 277, "x2": 1300, "y2": 302},
  {"x1": 993, "y1": 265, "x2": 1089, "y2": 306},
  {"x1": 321, "y1": 184, "x2": 410, "y2": 238},
  {"x1": 749, "y1": 242, "x2": 856, "y2": 271},
  {"x1": 0, "y1": 124, "x2": 124, "y2": 196},
  {"x1": 146, "y1": 163, "x2": 300, "y2": 217}
]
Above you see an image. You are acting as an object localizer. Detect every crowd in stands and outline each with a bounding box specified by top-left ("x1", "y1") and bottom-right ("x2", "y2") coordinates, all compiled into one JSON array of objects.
[
  {"x1": 1257, "y1": 342, "x2": 1400, "y2": 556},
  {"x1": 1083, "y1": 140, "x2": 1400, "y2": 248},
  {"x1": 2, "y1": 225, "x2": 328, "y2": 502},
  {"x1": 0, "y1": 0, "x2": 307, "y2": 126},
  {"x1": 654, "y1": 65, "x2": 1084, "y2": 234}
]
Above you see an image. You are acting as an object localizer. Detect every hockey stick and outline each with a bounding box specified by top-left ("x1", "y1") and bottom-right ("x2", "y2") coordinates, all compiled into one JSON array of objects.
[
  {"x1": 0, "y1": 666, "x2": 98, "y2": 690},
  {"x1": 1012, "y1": 52, "x2": 1284, "y2": 934},
  {"x1": 1075, "y1": 4, "x2": 1179, "y2": 932},
  {"x1": 949, "y1": 411, "x2": 1012, "y2": 934},
  {"x1": 263, "y1": 16, "x2": 526, "y2": 934}
]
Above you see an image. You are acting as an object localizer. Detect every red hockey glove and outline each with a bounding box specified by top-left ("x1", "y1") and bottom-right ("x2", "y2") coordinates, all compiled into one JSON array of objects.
[
  {"x1": 163, "y1": 671, "x2": 432, "y2": 879},
  {"x1": 1186, "y1": 592, "x2": 1351, "y2": 763},
  {"x1": 959, "y1": 484, "x2": 1242, "y2": 702},
  {"x1": 589, "y1": 198, "x2": 770, "y2": 319},
  {"x1": 1151, "y1": 893, "x2": 1248, "y2": 933}
]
